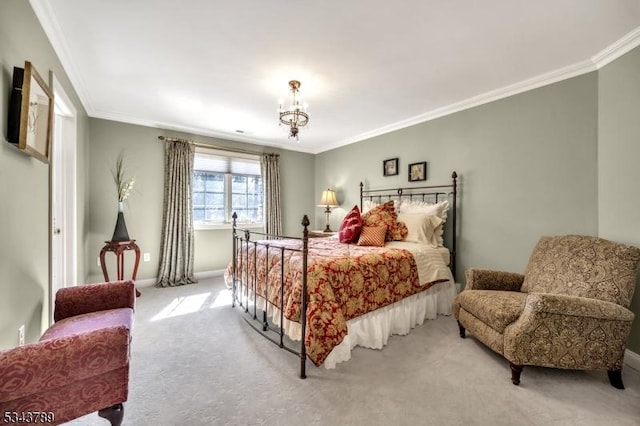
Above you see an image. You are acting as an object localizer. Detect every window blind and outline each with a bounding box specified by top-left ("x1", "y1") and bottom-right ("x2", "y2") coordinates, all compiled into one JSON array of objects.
[{"x1": 194, "y1": 147, "x2": 261, "y2": 175}]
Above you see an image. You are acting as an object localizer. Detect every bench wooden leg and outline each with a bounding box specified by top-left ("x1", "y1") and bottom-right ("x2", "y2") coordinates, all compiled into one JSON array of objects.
[{"x1": 98, "y1": 403, "x2": 124, "y2": 426}]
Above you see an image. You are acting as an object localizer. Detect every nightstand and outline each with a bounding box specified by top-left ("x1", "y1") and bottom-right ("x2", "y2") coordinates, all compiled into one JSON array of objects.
[{"x1": 308, "y1": 230, "x2": 337, "y2": 238}]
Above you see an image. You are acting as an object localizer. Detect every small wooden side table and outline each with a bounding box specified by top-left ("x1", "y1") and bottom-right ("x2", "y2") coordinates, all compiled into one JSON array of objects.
[{"x1": 99, "y1": 239, "x2": 141, "y2": 297}]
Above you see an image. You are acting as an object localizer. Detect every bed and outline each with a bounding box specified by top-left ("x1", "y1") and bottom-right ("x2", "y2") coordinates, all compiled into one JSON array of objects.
[{"x1": 226, "y1": 172, "x2": 458, "y2": 377}]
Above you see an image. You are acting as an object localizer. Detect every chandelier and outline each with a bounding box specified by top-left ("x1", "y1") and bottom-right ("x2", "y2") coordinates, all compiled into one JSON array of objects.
[{"x1": 278, "y1": 80, "x2": 309, "y2": 141}]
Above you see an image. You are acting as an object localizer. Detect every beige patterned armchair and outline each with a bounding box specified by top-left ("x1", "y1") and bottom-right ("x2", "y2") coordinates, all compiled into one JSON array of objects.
[{"x1": 453, "y1": 235, "x2": 640, "y2": 388}]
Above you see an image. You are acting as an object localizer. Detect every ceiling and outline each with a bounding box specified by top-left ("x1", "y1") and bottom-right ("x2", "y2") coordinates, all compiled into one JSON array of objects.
[{"x1": 31, "y1": 0, "x2": 640, "y2": 154}]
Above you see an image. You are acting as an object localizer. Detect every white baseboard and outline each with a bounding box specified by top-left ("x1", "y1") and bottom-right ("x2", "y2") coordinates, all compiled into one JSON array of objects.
[
  {"x1": 624, "y1": 349, "x2": 640, "y2": 372},
  {"x1": 194, "y1": 269, "x2": 225, "y2": 280},
  {"x1": 134, "y1": 269, "x2": 225, "y2": 288},
  {"x1": 134, "y1": 278, "x2": 156, "y2": 288}
]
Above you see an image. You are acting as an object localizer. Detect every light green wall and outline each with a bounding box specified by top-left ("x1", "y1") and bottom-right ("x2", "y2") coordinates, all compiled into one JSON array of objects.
[
  {"x1": 598, "y1": 46, "x2": 640, "y2": 353},
  {"x1": 87, "y1": 119, "x2": 315, "y2": 282},
  {"x1": 0, "y1": 0, "x2": 89, "y2": 349},
  {"x1": 4, "y1": 0, "x2": 640, "y2": 357},
  {"x1": 317, "y1": 73, "x2": 599, "y2": 281},
  {"x1": 318, "y1": 48, "x2": 640, "y2": 353}
]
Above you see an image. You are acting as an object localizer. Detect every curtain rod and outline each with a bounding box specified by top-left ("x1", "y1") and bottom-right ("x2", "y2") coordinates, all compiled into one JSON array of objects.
[{"x1": 157, "y1": 135, "x2": 275, "y2": 157}]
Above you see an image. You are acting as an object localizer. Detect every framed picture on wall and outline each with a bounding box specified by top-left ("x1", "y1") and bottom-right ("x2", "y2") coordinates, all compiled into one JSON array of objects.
[
  {"x1": 6, "y1": 61, "x2": 54, "y2": 163},
  {"x1": 383, "y1": 158, "x2": 399, "y2": 176},
  {"x1": 408, "y1": 162, "x2": 427, "y2": 182}
]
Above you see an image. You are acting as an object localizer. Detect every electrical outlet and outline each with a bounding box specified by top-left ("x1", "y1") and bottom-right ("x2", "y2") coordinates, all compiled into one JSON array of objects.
[
  {"x1": 143, "y1": 253, "x2": 150, "y2": 262},
  {"x1": 97, "y1": 256, "x2": 100, "y2": 267},
  {"x1": 18, "y1": 324, "x2": 25, "y2": 346}
]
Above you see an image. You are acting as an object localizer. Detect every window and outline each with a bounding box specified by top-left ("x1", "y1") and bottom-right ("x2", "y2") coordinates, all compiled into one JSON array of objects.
[{"x1": 193, "y1": 148, "x2": 263, "y2": 227}]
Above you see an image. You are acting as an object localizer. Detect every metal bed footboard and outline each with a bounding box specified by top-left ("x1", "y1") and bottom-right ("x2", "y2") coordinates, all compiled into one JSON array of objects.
[{"x1": 231, "y1": 213, "x2": 310, "y2": 378}]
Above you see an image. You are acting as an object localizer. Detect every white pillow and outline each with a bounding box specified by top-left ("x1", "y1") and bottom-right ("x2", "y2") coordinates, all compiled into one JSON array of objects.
[
  {"x1": 398, "y1": 199, "x2": 449, "y2": 219},
  {"x1": 362, "y1": 200, "x2": 377, "y2": 213},
  {"x1": 397, "y1": 213, "x2": 443, "y2": 247},
  {"x1": 398, "y1": 200, "x2": 448, "y2": 246}
]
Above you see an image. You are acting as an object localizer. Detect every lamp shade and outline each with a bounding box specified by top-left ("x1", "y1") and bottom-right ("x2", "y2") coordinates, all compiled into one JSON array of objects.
[{"x1": 319, "y1": 189, "x2": 338, "y2": 207}]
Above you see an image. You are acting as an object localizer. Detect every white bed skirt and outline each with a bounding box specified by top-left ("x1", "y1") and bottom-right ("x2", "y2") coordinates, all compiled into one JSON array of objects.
[
  {"x1": 234, "y1": 279, "x2": 457, "y2": 369},
  {"x1": 322, "y1": 280, "x2": 456, "y2": 368}
]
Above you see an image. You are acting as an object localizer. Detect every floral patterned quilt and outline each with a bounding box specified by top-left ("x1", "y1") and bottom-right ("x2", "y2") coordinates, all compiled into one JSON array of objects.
[{"x1": 227, "y1": 236, "x2": 450, "y2": 366}]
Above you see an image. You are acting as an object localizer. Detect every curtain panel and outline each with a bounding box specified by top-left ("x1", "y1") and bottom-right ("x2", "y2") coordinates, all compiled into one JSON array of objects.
[
  {"x1": 157, "y1": 141, "x2": 197, "y2": 287},
  {"x1": 261, "y1": 153, "x2": 282, "y2": 236}
]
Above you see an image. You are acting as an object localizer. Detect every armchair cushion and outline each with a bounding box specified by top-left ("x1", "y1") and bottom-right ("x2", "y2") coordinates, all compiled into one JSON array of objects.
[
  {"x1": 522, "y1": 235, "x2": 640, "y2": 307},
  {"x1": 456, "y1": 290, "x2": 527, "y2": 333},
  {"x1": 465, "y1": 268, "x2": 525, "y2": 292}
]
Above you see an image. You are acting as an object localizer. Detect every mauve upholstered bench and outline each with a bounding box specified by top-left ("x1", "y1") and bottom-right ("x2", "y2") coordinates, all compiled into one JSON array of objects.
[{"x1": 0, "y1": 280, "x2": 135, "y2": 426}]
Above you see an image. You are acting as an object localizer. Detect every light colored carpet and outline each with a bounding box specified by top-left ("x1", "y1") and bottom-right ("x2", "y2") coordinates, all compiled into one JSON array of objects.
[{"x1": 66, "y1": 277, "x2": 640, "y2": 426}]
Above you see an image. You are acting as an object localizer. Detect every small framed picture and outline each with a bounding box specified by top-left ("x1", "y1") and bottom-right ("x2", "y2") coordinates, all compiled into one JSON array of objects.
[
  {"x1": 383, "y1": 158, "x2": 399, "y2": 176},
  {"x1": 408, "y1": 162, "x2": 427, "y2": 182}
]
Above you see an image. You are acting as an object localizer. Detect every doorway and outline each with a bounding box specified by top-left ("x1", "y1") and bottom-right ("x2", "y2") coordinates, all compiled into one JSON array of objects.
[{"x1": 50, "y1": 73, "x2": 78, "y2": 324}]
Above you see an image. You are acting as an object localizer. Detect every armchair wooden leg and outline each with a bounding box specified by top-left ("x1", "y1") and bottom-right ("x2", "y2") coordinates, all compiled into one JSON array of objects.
[
  {"x1": 457, "y1": 320, "x2": 466, "y2": 338},
  {"x1": 509, "y1": 363, "x2": 523, "y2": 386},
  {"x1": 607, "y1": 369, "x2": 625, "y2": 390},
  {"x1": 98, "y1": 403, "x2": 124, "y2": 426}
]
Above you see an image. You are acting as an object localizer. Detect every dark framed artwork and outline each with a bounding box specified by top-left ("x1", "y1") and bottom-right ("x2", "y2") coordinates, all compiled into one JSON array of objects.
[
  {"x1": 7, "y1": 61, "x2": 54, "y2": 163},
  {"x1": 408, "y1": 161, "x2": 427, "y2": 182},
  {"x1": 383, "y1": 158, "x2": 399, "y2": 176}
]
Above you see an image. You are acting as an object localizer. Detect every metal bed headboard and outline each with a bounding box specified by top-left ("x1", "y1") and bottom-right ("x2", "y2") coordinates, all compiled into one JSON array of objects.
[{"x1": 359, "y1": 171, "x2": 458, "y2": 280}]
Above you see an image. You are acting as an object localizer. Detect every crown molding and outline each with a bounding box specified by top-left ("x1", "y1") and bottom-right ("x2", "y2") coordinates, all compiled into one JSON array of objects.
[
  {"x1": 29, "y1": 0, "x2": 94, "y2": 112},
  {"x1": 318, "y1": 59, "x2": 597, "y2": 153},
  {"x1": 29, "y1": 2, "x2": 640, "y2": 155},
  {"x1": 317, "y1": 25, "x2": 640, "y2": 154},
  {"x1": 592, "y1": 27, "x2": 640, "y2": 69}
]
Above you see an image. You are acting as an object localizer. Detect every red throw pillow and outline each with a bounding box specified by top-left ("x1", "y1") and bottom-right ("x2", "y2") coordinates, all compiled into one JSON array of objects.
[
  {"x1": 361, "y1": 200, "x2": 397, "y2": 241},
  {"x1": 339, "y1": 205, "x2": 363, "y2": 243}
]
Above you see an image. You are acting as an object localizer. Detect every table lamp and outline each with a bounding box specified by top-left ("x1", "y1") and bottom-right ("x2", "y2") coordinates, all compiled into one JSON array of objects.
[{"x1": 319, "y1": 189, "x2": 339, "y2": 232}]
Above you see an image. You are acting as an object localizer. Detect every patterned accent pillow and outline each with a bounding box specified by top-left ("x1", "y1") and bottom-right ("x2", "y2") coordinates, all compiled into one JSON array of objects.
[
  {"x1": 391, "y1": 221, "x2": 408, "y2": 241},
  {"x1": 357, "y1": 225, "x2": 387, "y2": 247},
  {"x1": 338, "y1": 205, "x2": 363, "y2": 243},
  {"x1": 361, "y1": 200, "x2": 397, "y2": 241},
  {"x1": 362, "y1": 199, "x2": 399, "y2": 214}
]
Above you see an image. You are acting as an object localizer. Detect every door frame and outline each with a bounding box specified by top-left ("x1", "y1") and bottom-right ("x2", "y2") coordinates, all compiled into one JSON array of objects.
[{"x1": 49, "y1": 72, "x2": 78, "y2": 325}]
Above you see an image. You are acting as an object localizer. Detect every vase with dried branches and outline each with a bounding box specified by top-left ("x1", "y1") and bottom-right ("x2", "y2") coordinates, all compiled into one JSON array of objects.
[{"x1": 111, "y1": 151, "x2": 136, "y2": 241}]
